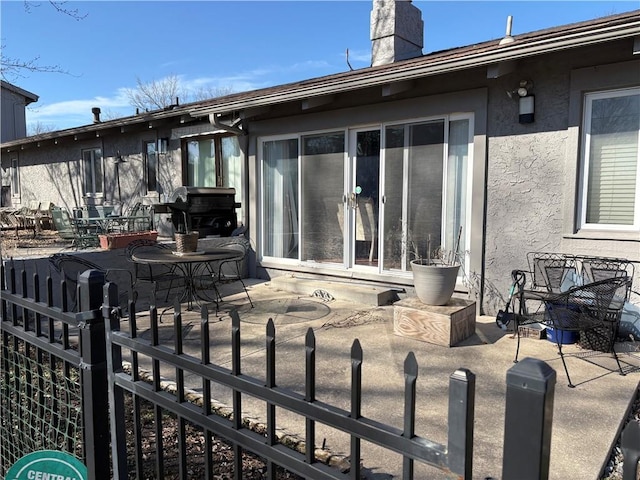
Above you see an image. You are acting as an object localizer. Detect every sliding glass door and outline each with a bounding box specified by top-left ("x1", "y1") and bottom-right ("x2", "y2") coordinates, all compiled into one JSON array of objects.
[
  {"x1": 382, "y1": 118, "x2": 470, "y2": 273},
  {"x1": 260, "y1": 115, "x2": 471, "y2": 275},
  {"x1": 350, "y1": 129, "x2": 381, "y2": 268}
]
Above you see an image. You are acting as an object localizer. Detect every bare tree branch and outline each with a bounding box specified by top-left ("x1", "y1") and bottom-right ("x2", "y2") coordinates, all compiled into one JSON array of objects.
[
  {"x1": 125, "y1": 77, "x2": 236, "y2": 112},
  {"x1": 0, "y1": 1, "x2": 85, "y2": 82},
  {"x1": 45, "y1": 1, "x2": 88, "y2": 20},
  {"x1": 191, "y1": 86, "x2": 235, "y2": 102},
  {"x1": 22, "y1": 1, "x2": 87, "y2": 20},
  {"x1": 125, "y1": 75, "x2": 182, "y2": 112},
  {"x1": 27, "y1": 120, "x2": 57, "y2": 136},
  {"x1": 1, "y1": 45, "x2": 70, "y2": 81}
]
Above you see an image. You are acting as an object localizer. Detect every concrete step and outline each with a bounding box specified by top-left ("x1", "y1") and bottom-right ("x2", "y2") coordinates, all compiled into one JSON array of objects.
[{"x1": 268, "y1": 276, "x2": 398, "y2": 306}]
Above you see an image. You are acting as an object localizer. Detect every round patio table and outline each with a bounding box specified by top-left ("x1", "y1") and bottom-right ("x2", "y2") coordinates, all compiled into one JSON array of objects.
[{"x1": 131, "y1": 248, "x2": 237, "y2": 311}]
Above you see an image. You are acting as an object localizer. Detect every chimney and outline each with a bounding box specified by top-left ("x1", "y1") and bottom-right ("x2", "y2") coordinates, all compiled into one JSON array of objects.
[
  {"x1": 370, "y1": 0, "x2": 423, "y2": 66},
  {"x1": 91, "y1": 107, "x2": 101, "y2": 123}
]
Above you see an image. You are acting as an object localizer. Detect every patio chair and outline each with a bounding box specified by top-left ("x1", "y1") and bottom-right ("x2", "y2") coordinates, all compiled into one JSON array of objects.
[
  {"x1": 50, "y1": 206, "x2": 99, "y2": 248},
  {"x1": 49, "y1": 253, "x2": 133, "y2": 313},
  {"x1": 574, "y1": 257, "x2": 634, "y2": 350},
  {"x1": 125, "y1": 202, "x2": 153, "y2": 232},
  {"x1": 210, "y1": 241, "x2": 254, "y2": 308},
  {"x1": 125, "y1": 239, "x2": 184, "y2": 305},
  {"x1": 526, "y1": 252, "x2": 578, "y2": 293},
  {"x1": 579, "y1": 256, "x2": 634, "y2": 284},
  {"x1": 542, "y1": 276, "x2": 632, "y2": 387}
]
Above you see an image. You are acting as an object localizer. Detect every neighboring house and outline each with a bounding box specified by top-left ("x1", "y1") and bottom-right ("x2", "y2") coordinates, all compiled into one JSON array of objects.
[
  {"x1": 1, "y1": 2, "x2": 639, "y2": 315},
  {"x1": 0, "y1": 80, "x2": 38, "y2": 206}
]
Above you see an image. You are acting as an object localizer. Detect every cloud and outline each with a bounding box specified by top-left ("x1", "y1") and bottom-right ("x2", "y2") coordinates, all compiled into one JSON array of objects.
[
  {"x1": 24, "y1": 55, "x2": 365, "y2": 130},
  {"x1": 344, "y1": 49, "x2": 370, "y2": 64}
]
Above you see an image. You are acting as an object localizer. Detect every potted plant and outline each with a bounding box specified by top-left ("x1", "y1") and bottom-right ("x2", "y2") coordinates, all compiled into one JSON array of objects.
[{"x1": 410, "y1": 229, "x2": 462, "y2": 306}]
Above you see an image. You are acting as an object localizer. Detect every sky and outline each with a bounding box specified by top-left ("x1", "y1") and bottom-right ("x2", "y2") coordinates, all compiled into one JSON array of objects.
[{"x1": 1, "y1": 0, "x2": 638, "y2": 132}]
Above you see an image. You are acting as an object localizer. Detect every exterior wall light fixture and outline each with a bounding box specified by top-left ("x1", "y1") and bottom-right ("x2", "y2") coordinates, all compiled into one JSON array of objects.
[{"x1": 517, "y1": 80, "x2": 534, "y2": 124}]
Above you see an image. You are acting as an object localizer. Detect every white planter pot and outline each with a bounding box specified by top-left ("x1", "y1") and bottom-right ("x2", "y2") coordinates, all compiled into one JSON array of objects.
[{"x1": 410, "y1": 259, "x2": 460, "y2": 306}]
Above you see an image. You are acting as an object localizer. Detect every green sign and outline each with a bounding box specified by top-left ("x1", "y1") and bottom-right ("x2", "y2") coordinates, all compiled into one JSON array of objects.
[{"x1": 6, "y1": 450, "x2": 87, "y2": 480}]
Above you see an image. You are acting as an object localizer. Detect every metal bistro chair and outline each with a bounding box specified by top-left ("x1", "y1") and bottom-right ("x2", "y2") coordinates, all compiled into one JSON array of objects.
[
  {"x1": 526, "y1": 252, "x2": 578, "y2": 293},
  {"x1": 125, "y1": 239, "x2": 184, "y2": 306},
  {"x1": 501, "y1": 254, "x2": 579, "y2": 363},
  {"x1": 209, "y1": 241, "x2": 254, "y2": 309},
  {"x1": 575, "y1": 256, "x2": 635, "y2": 351},
  {"x1": 50, "y1": 206, "x2": 99, "y2": 248},
  {"x1": 126, "y1": 202, "x2": 153, "y2": 232},
  {"x1": 542, "y1": 276, "x2": 632, "y2": 388},
  {"x1": 49, "y1": 253, "x2": 133, "y2": 313}
]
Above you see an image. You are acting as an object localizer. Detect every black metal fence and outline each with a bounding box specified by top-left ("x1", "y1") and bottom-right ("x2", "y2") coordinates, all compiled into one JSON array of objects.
[
  {"x1": 0, "y1": 263, "x2": 111, "y2": 479},
  {"x1": 1, "y1": 264, "x2": 639, "y2": 480}
]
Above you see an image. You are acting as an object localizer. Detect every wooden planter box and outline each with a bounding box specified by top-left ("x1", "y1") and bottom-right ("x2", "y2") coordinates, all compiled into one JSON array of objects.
[
  {"x1": 98, "y1": 230, "x2": 158, "y2": 250},
  {"x1": 394, "y1": 297, "x2": 476, "y2": 347}
]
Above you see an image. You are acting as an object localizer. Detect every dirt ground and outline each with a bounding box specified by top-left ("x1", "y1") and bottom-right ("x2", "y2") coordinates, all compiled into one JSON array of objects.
[{"x1": 0, "y1": 228, "x2": 69, "y2": 257}]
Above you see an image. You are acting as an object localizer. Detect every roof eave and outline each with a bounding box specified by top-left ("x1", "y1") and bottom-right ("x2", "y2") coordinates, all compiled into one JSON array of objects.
[
  {"x1": 189, "y1": 20, "x2": 640, "y2": 116},
  {"x1": 2, "y1": 14, "x2": 638, "y2": 152}
]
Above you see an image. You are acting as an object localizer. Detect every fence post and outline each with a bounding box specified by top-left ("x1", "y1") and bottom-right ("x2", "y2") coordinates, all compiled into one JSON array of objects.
[
  {"x1": 77, "y1": 269, "x2": 109, "y2": 480},
  {"x1": 621, "y1": 420, "x2": 640, "y2": 480},
  {"x1": 502, "y1": 357, "x2": 556, "y2": 480},
  {"x1": 448, "y1": 368, "x2": 475, "y2": 479}
]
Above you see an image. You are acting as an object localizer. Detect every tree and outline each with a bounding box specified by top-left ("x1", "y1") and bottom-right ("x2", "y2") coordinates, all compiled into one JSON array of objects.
[
  {"x1": 125, "y1": 76, "x2": 236, "y2": 112},
  {"x1": 0, "y1": 1, "x2": 86, "y2": 82},
  {"x1": 191, "y1": 85, "x2": 235, "y2": 102},
  {"x1": 125, "y1": 75, "x2": 181, "y2": 112},
  {"x1": 27, "y1": 121, "x2": 57, "y2": 136}
]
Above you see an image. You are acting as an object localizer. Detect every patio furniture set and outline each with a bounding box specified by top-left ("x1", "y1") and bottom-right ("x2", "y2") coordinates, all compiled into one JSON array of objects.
[
  {"x1": 497, "y1": 252, "x2": 636, "y2": 387},
  {"x1": 50, "y1": 203, "x2": 154, "y2": 249},
  {"x1": 0, "y1": 202, "x2": 53, "y2": 237},
  {"x1": 48, "y1": 238, "x2": 253, "y2": 318}
]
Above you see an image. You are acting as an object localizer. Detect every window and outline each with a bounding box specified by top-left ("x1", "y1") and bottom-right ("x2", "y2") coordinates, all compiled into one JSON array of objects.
[
  {"x1": 185, "y1": 134, "x2": 244, "y2": 219},
  {"x1": 82, "y1": 148, "x2": 103, "y2": 196},
  {"x1": 10, "y1": 158, "x2": 19, "y2": 198},
  {"x1": 187, "y1": 138, "x2": 217, "y2": 186},
  {"x1": 580, "y1": 88, "x2": 640, "y2": 230},
  {"x1": 261, "y1": 138, "x2": 299, "y2": 259},
  {"x1": 383, "y1": 118, "x2": 470, "y2": 272},
  {"x1": 259, "y1": 116, "x2": 472, "y2": 272},
  {"x1": 144, "y1": 141, "x2": 161, "y2": 192}
]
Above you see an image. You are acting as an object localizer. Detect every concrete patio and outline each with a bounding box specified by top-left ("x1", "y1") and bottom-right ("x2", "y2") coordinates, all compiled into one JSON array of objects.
[
  {"x1": 120, "y1": 276, "x2": 640, "y2": 480},
  {"x1": 3, "y1": 242, "x2": 639, "y2": 479}
]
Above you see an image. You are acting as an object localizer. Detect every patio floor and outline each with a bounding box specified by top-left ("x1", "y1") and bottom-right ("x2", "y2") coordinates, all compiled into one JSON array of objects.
[{"x1": 119, "y1": 278, "x2": 640, "y2": 480}]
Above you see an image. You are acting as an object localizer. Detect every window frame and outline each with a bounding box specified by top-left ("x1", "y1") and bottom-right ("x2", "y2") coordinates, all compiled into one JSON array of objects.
[
  {"x1": 144, "y1": 138, "x2": 166, "y2": 194},
  {"x1": 182, "y1": 134, "x2": 228, "y2": 187},
  {"x1": 10, "y1": 157, "x2": 19, "y2": 199},
  {"x1": 257, "y1": 113, "x2": 474, "y2": 275},
  {"x1": 578, "y1": 87, "x2": 640, "y2": 231},
  {"x1": 81, "y1": 147, "x2": 104, "y2": 198}
]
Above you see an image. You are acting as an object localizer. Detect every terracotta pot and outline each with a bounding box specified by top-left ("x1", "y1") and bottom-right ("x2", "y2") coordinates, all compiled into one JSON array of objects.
[
  {"x1": 98, "y1": 230, "x2": 158, "y2": 250},
  {"x1": 410, "y1": 259, "x2": 460, "y2": 306}
]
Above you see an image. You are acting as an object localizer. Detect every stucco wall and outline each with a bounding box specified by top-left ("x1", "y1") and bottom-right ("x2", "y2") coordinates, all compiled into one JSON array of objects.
[
  {"x1": 2, "y1": 39, "x2": 637, "y2": 315},
  {"x1": 483, "y1": 53, "x2": 640, "y2": 314},
  {"x1": 2, "y1": 125, "x2": 182, "y2": 218}
]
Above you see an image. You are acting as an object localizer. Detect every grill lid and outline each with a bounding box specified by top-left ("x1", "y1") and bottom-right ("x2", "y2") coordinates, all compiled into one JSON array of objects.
[{"x1": 168, "y1": 186, "x2": 237, "y2": 204}]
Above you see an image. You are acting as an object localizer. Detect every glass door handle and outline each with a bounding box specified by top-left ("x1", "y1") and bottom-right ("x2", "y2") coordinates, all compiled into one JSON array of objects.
[{"x1": 349, "y1": 192, "x2": 357, "y2": 209}]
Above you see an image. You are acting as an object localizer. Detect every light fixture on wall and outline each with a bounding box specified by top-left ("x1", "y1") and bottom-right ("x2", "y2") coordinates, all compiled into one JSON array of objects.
[{"x1": 516, "y1": 80, "x2": 534, "y2": 124}]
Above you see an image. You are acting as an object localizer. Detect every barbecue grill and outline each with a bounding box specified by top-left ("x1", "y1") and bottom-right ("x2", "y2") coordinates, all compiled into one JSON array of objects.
[{"x1": 166, "y1": 187, "x2": 240, "y2": 238}]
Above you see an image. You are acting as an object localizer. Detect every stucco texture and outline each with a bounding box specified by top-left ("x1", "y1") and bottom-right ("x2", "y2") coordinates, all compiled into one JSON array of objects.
[{"x1": 483, "y1": 66, "x2": 571, "y2": 314}]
